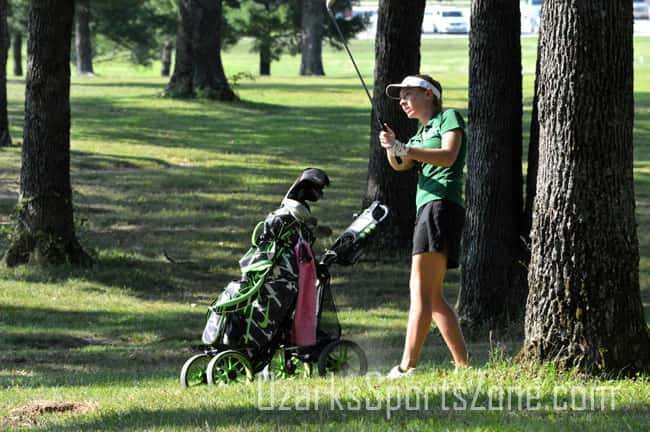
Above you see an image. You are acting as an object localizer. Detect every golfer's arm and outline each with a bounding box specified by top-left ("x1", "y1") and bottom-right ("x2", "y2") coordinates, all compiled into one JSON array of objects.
[
  {"x1": 386, "y1": 151, "x2": 415, "y2": 171},
  {"x1": 406, "y1": 129, "x2": 462, "y2": 168}
]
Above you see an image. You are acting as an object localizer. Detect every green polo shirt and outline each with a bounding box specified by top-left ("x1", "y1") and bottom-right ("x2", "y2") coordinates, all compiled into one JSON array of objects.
[{"x1": 407, "y1": 109, "x2": 467, "y2": 210}]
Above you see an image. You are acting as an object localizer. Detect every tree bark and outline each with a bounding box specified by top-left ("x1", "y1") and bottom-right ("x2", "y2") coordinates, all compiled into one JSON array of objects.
[
  {"x1": 161, "y1": 40, "x2": 172, "y2": 77},
  {"x1": 75, "y1": 0, "x2": 94, "y2": 76},
  {"x1": 363, "y1": 0, "x2": 425, "y2": 253},
  {"x1": 12, "y1": 32, "x2": 22, "y2": 77},
  {"x1": 259, "y1": 43, "x2": 271, "y2": 76},
  {"x1": 0, "y1": 0, "x2": 11, "y2": 147},
  {"x1": 2, "y1": 0, "x2": 91, "y2": 267},
  {"x1": 192, "y1": 0, "x2": 231, "y2": 98},
  {"x1": 166, "y1": 0, "x2": 236, "y2": 100},
  {"x1": 167, "y1": 0, "x2": 193, "y2": 97},
  {"x1": 520, "y1": 0, "x2": 650, "y2": 375},
  {"x1": 300, "y1": 0, "x2": 325, "y2": 76},
  {"x1": 457, "y1": 0, "x2": 525, "y2": 333}
]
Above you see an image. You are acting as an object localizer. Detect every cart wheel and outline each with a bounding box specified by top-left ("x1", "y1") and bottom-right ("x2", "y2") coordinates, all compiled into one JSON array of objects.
[
  {"x1": 206, "y1": 350, "x2": 254, "y2": 385},
  {"x1": 266, "y1": 350, "x2": 312, "y2": 379},
  {"x1": 180, "y1": 353, "x2": 211, "y2": 389},
  {"x1": 317, "y1": 339, "x2": 368, "y2": 377}
]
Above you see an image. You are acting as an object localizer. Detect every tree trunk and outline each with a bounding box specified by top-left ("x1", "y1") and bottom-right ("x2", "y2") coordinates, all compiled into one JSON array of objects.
[
  {"x1": 259, "y1": 43, "x2": 271, "y2": 76},
  {"x1": 166, "y1": 0, "x2": 236, "y2": 100},
  {"x1": 12, "y1": 32, "x2": 22, "y2": 77},
  {"x1": 0, "y1": 0, "x2": 10, "y2": 147},
  {"x1": 167, "y1": 0, "x2": 193, "y2": 97},
  {"x1": 300, "y1": 0, "x2": 325, "y2": 76},
  {"x1": 192, "y1": 0, "x2": 233, "y2": 99},
  {"x1": 75, "y1": 0, "x2": 94, "y2": 76},
  {"x1": 161, "y1": 40, "x2": 172, "y2": 77},
  {"x1": 363, "y1": 0, "x2": 425, "y2": 253},
  {"x1": 456, "y1": 0, "x2": 525, "y2": 333},
  {"x1": 519, "y1": 0, "x2": 650, "y2": 375},
  {"x1": 1, "y1": 0, "x2": 91, "y2": 268}
]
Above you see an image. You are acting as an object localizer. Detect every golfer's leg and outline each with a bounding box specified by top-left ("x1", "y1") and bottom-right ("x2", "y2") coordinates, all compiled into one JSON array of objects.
[
  {"x1": 400, "y1": 252, "x2": 446, "y2": 370},
  {"x1": 431, "y1": 279, "x2": 469, "y2": 368}
]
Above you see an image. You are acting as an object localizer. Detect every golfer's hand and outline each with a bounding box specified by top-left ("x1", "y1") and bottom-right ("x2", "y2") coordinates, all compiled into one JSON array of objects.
[
  {"x1": 380, "y1": 124, "x2": 409, "y2": 157},
  {"x1": 379, "y1": 124, "x2": 396, "y2": 149}
]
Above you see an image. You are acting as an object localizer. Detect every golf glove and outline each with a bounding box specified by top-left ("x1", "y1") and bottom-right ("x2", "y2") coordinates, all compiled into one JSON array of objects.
[{"x1": 389, "y1": 140, "x2": 409, "y2": 157}]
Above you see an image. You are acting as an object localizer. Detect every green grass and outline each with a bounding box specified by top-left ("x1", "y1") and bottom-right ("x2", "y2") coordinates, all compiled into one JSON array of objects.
[{"x1": 0, "y1": 37, "x2": 649, "y2": 431}]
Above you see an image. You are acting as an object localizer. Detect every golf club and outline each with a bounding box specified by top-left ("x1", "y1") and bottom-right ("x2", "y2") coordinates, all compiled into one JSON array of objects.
[
  {"x1": 325, "y1": 0, "x2": 385, "y2": 131},
  {"x1": 325, "y1": 0, "x2": 404, "y2": 162}
]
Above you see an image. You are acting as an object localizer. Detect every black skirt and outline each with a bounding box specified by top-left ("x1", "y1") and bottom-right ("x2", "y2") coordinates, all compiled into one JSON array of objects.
[{"x1": 412, "y1": 199, "x2": 465, "y2": 269}]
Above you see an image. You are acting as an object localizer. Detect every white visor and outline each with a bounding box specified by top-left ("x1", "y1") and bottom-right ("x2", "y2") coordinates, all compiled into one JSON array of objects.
[{"x1": 385, "y1": 76, "x2": 441, "y2": 100}]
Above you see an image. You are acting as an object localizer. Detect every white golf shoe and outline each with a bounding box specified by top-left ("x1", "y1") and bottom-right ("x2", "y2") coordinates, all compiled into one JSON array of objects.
[{"x1": 386, "y1": 365, "x2": 416, "y2": 379}]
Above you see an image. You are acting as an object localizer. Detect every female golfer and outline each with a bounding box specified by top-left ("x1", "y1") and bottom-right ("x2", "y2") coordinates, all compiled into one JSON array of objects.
[{"x1": 380, "y1": 74, "x2": 469, "y2": 378}]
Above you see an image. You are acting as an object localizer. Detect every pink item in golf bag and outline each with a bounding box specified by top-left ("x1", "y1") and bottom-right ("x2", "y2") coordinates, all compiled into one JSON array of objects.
[{"x1": 290, "y1": 239, "x2": 317, "y2": 346}]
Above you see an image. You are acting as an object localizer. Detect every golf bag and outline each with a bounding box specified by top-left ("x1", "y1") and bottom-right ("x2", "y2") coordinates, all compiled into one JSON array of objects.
[
  {"x1": 179, "y1": 167, "x2": 390, "y2": 386},
  {"x1": 201, "y1": 169, "x2": 329, "y2": 365}
]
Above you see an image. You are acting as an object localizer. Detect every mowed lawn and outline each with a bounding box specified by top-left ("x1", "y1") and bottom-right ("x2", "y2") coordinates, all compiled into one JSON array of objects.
[{"x1": 0, "y1": 37, "x2": 649, "y2": 431}]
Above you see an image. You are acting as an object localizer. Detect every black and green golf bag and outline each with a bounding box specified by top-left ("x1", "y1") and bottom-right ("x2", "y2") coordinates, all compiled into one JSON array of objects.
[{"x1": 201, "y1": 169, "x2": 329, "y2": 368}]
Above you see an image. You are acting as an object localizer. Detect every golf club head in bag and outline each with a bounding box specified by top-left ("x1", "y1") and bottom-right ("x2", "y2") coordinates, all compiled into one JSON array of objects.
[
  {"x1": 284, "y1": 167, "x2": 330, "y2": 205},
  {"x1": 322, "y1": 201, "x2": 390, "y2": 266}
]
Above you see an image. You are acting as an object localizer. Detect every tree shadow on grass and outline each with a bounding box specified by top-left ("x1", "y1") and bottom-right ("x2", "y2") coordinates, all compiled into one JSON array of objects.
[
  {"x1": 71, "y1": 151, "x2": 172, "y2": 171},
  {"x1": 0, "y1": 303, "x2": 407, "y2": 389},
  {"x1": 70, "y1": 81, "x2": 166, "y2": 89},
  {"x1": 1, "y1": 157, "x2": 374, "y2": 303},
  {"x1": 67, "y1": 95, "x2": 371, "y2": 160},
  {"x1": 0, "y1": 252, "x2": 222, "y2": 302},
  {"x1": 33, "y1": 396, "x2": 650, "y2": 431},
  {"x1": 241, "y1": 81, "x2": 384, "y2": 93},
  {"x1": 0, "y1": 305, "x2": 199, "y2": 342},
  {"x1": 60, "y1": 161, "x2": 369, "y2": 301}
]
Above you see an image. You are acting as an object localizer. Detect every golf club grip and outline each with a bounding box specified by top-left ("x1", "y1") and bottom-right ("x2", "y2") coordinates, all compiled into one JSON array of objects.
[{"x1": 378, "y1": 118, "x2": 402, "y2": 164}]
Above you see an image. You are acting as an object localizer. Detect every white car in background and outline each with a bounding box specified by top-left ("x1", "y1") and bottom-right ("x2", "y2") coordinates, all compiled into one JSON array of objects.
[
  {"x1": 634, "y1": 0, "x2": 649, "y2": 20},
  {"x1": 422, "y1": 7, "x2": 435, "y2": 33},
  {"x1": 521, "y1": 0, "x2": 542, "y2": 33},
  {"x1": 431, "y1": 8, "x2": 468, "y2": 34}
]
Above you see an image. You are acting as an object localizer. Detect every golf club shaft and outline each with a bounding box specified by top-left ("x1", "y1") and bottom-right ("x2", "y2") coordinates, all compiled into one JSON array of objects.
[
  {"x1": 325, "y1": 7, "x2": 384, "y2": 131},
  {"x1": 326, "y1": 3, "x2": 402, "y2": 162}
]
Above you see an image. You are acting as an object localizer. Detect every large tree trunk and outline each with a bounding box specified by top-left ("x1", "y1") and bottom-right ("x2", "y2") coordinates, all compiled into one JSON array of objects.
[
  {"x1": 12, "y1": 32, "x2": 22, "y2": 77},
  {"x1": 364, "y1": 0, "x2": 425, "y2": 253},
  {"x1": 161, "y1": 40, "x2": 172, "y2": 77},
  {"x1": 75, "y1": 0, "x2": 94, "y2": 76},
  {"x1": 0, "y1": 0, "x2": 11, "y2": 147},
  {"x1": 519, "y1": 0, "x2": 650, "y2": 375},
  {"x1": 259, "y1": 43, "x2": 271, "y2": 76},
  {"x1": 300, "y1": 0, "x2": 325, "y2": 76},
  {"x1": 167, "y1": 0, "x2": 193, "y2": 97},
  {"x1": 192, "y1": 0, "x2": 233, "y2": 99},
  {"x1": 166, "y1": 0, "x2": 236, "y2": 100},
  {"x1": 457, "y1": 0, "x2": 525, "y2": 333},
  {"x1": 2, "y1": 0, "x2": 91, "y2": 267}
]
